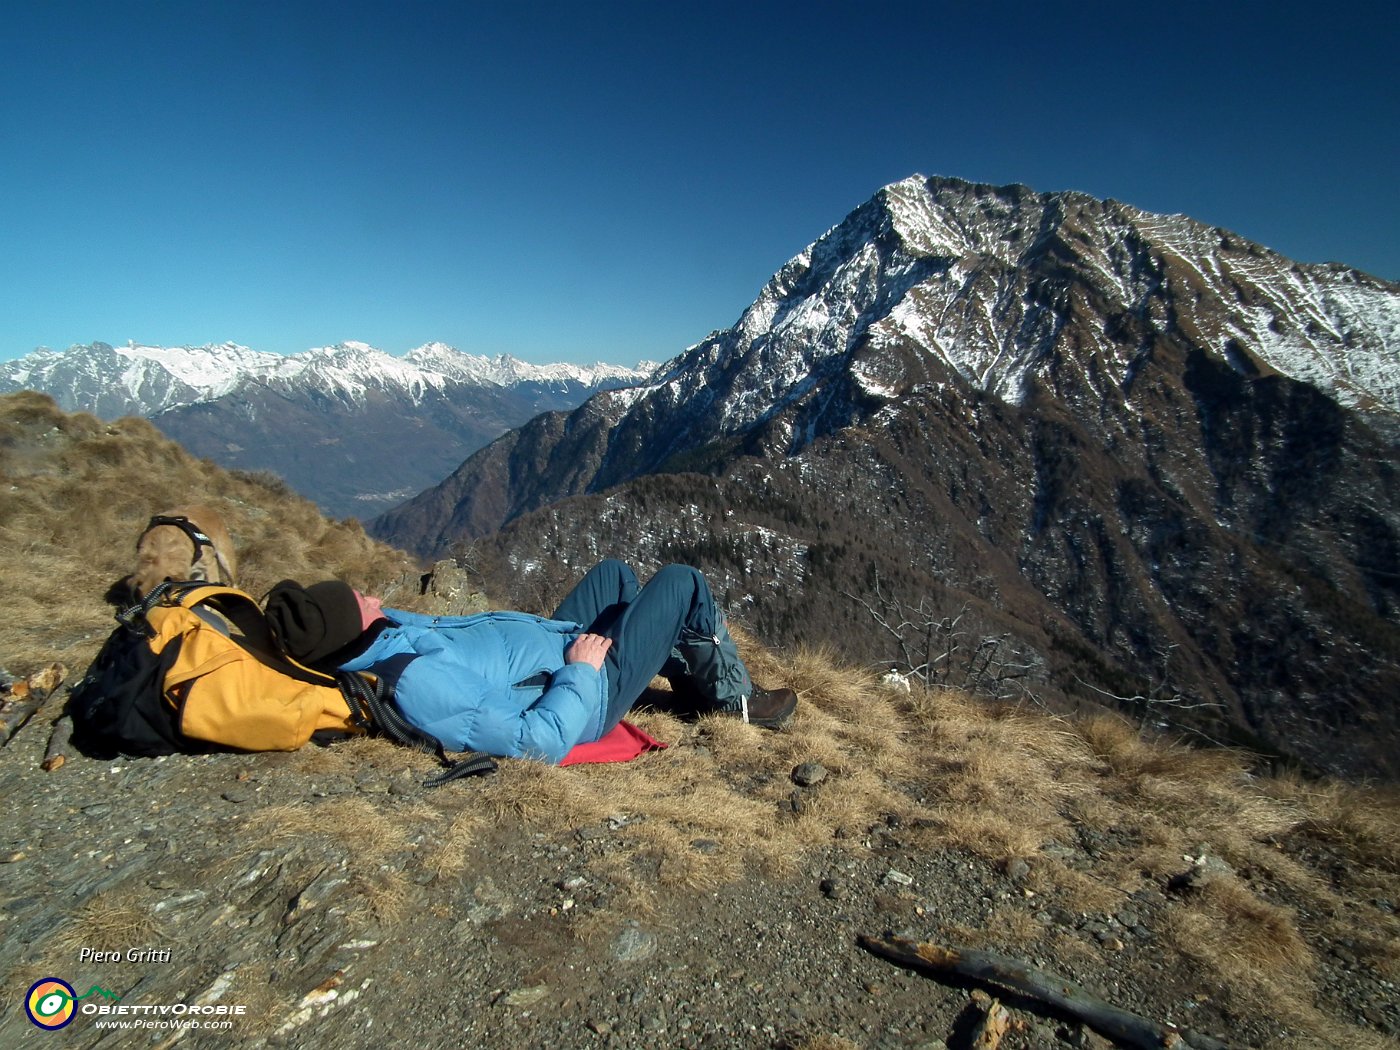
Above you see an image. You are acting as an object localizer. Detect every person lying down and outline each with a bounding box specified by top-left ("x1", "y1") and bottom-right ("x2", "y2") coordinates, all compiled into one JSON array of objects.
[{"x1": 264, "y1": 559, "x2": 798, "y2": 765}]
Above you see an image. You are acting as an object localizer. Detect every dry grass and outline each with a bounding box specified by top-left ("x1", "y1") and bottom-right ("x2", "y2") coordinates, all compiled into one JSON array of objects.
[
  {"x1": 791, "y1": 1037, "x2": 863, "y2": 1050},
  {"x1": 235, "y1": 796, "x2": 434, "y2": 870},
  {"x1": 287, "y1": 732, "x2": 424, "y2": 778},
  {"x1": 0, "y1": 391, "x2": 416, "y2": 675},
  {"x1": 454, "y1": 641, "x2": 944, "y2": 911},
  {"x1": 231, "y1": 795, "x2": 436, "y2": 925},
  {"x1": 425, "y1": 809, "x2": 487, "y2": 881},
  {"x1": 677, "y1": 656, "x2": 1393, "y2": 1047},
  {"x1": 224, "y1": 961, "x2": 287, "y2": 1040},
  {"x1": 48, "y1": 889, "x2": 167, "y2": 961},
  {"x1": 432, "y1": 630, "x2": 1399, "y2": 1049},
  {"x1": 1271, "y1": 774, "x2": 1400, "y2": 870},
  {"x1": 350, "y1": 869, "x2": 412, "y2": 925},
  {"x1": 1164, "y1": 875, "x2": 1313, "y2": 979},
  {"x1": 939, "y1": 904, "x2": 1048, "y2": 951}
]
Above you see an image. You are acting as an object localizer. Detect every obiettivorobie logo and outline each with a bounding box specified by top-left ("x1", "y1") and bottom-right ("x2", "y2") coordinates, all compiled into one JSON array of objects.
[{"x1": 25, "y1": 978, "x2": 121, "y2": 1030}]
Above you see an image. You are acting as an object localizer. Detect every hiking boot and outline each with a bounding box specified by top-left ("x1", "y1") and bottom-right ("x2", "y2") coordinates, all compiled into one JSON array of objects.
[{"x1": 732, "y1": 687, "x2": 797, "y2": 729}]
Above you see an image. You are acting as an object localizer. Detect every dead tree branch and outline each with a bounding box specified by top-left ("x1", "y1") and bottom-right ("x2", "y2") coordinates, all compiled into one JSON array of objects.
[
  {"x1": 1072, "y1": 643, "x2": 1224, "y2": 733},
  {"x1": 858, "y1": 934, "x2": 1227, "y2": 1050},
  {"x1": 43, "y1": 714, "x2": 73, "y2": 771}
]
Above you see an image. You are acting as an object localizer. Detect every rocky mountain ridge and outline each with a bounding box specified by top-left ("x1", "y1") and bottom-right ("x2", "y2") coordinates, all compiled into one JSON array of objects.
[
  {"x1": 371, "y1": 174, "x2": 1400, "y2": 779},
  {"x1": 632, "y1": 175, "x2": 1396, "y2": 464}
]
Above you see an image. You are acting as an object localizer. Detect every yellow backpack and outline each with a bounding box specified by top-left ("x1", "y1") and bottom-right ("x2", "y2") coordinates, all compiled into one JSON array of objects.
[{"x1": 70, "y1": 582, "x2": 363, "y2": 755}]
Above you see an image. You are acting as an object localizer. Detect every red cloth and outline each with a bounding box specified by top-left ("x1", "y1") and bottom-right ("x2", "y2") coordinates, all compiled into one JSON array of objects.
[{"x1": 560, "y1": 720, "x2": 667, "y2": 766}]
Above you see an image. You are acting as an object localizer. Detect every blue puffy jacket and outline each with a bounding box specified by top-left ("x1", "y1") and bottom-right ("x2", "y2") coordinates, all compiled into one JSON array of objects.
[{"x1": 336, "y1": 609, "x2": 607, "y2": 764}]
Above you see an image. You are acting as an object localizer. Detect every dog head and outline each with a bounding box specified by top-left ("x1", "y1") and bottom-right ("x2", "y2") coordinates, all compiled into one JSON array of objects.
[{"x1": 125, "y1": 507, "x2": 234, "y2": 601}]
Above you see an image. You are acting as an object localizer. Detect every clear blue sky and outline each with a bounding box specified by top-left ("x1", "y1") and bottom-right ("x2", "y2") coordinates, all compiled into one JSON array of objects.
[{"x1": 2, "y1": 0, "x2": 1395, "y2": 366}]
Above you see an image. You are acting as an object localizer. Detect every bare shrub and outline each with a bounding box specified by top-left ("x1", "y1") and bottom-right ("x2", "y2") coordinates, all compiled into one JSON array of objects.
[{"x1": 843, "y1": 571, "x2": 1043, "y2": 702}]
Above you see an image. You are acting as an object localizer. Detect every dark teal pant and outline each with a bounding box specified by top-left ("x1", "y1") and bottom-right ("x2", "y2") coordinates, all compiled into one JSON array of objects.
[{"x1": 552, "y1": 560, "x2": 750, "y2": 730}]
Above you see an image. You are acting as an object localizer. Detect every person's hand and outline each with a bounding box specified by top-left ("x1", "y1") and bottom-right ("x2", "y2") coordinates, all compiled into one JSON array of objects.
[{"x1": 566, "y1": 633, "x2": 612, "y2": 671}]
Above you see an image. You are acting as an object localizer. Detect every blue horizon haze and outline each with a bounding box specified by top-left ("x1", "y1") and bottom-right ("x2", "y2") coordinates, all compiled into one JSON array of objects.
[{"x1": 2, "y1": 0, "x2": 1395, "y2": 367}]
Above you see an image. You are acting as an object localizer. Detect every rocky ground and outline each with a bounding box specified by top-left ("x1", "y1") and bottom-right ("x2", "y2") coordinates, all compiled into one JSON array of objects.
[{"x1": 2, "y1": 683, "x2": 1397, "y2": 1050}]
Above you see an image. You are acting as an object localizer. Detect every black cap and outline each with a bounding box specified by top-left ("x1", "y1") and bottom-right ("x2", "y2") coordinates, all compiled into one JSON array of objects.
[{"x1": 265, "y1": 579, "x2": 365, "y2": 666}]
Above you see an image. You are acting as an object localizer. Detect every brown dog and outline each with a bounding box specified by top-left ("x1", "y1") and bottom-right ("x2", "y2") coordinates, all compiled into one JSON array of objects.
[{"x1": 128, "y1": 505, "x2": 238, "y2": 600}]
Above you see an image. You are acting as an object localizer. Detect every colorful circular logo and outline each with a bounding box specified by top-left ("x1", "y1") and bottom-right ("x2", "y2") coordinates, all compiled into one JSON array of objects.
[{"x1": 26, "y1": 978, "x2": 77, "y2": 1030}]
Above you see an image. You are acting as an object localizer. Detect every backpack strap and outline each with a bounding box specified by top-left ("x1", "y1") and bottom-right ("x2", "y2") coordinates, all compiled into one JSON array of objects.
[
  {"x1": 115, "y1": 579, "x2": 175, "y2": 633},
  {"x1": 336, "y1": 670, "x2": 497, "y2": 788},
  {"x1": 336, "y1": 670, "x2": 405, "y2": 738},
  {"x1": 157, "y1": 583, "x2": 340, "y2": 688},
  {"x1": 422, "y1": 753, "x2": 499, "y2": 788}
]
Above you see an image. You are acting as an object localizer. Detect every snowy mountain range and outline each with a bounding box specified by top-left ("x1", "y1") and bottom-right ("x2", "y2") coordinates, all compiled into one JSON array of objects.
[
  {"x1": 0, "y1": 341, "x2": 653, "y2": 518},
  {"x1": 372, "y1": 173, "x2": 1400, "y2": 779},
  {"x1": 0, "y1": 340, "x2": 652, "y2": 420}
]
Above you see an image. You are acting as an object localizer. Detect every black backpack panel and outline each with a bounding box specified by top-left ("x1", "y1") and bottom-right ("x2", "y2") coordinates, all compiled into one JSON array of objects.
[{"x1": 67, "y1": 627, "x2": 193, "y2": 758}]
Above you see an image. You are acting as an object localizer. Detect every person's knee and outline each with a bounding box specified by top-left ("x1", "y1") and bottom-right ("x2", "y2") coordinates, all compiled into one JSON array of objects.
[
  {"x1": 590, "y1": 558, "x2": 629, "y2": 578},
  {"x1": 653, "y1": 563, "x2": 706, "y2": 594},
  {"x1": 651, "y1": 565, "x2": 715, "y2": 622},
  {"x1": 586, "y1": 559, "x2": 636, "y2": 589}
]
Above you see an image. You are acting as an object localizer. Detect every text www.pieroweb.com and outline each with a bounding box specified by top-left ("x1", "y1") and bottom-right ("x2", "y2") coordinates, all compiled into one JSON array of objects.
[{"x1": 92, "y1": 1017, "x2": 235, "y2": 1032}]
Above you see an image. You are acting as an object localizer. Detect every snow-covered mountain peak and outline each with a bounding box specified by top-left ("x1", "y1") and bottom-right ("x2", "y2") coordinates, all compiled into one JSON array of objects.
[
  {"x1": 874, "y1": 174, "x2": 986, "y2": 260},
  {"x1": 368, "y1": 176, "x2": 1400, "y2": 789},
  {"x1": 403, "y1": 341, "x2": 466, "y2": 369},
  {"x1": 648, "y1": 174, "x2": 1400, "y2": 452},
  {"x1": 269, "y1": 342, "x2": 450, "y2": 401},
  {"x1": 116, "y1": 340, "x2": 279, "y2": 387},
  {"x1": 0, "y1": 341, "x2": 282, "y2": 416}
]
